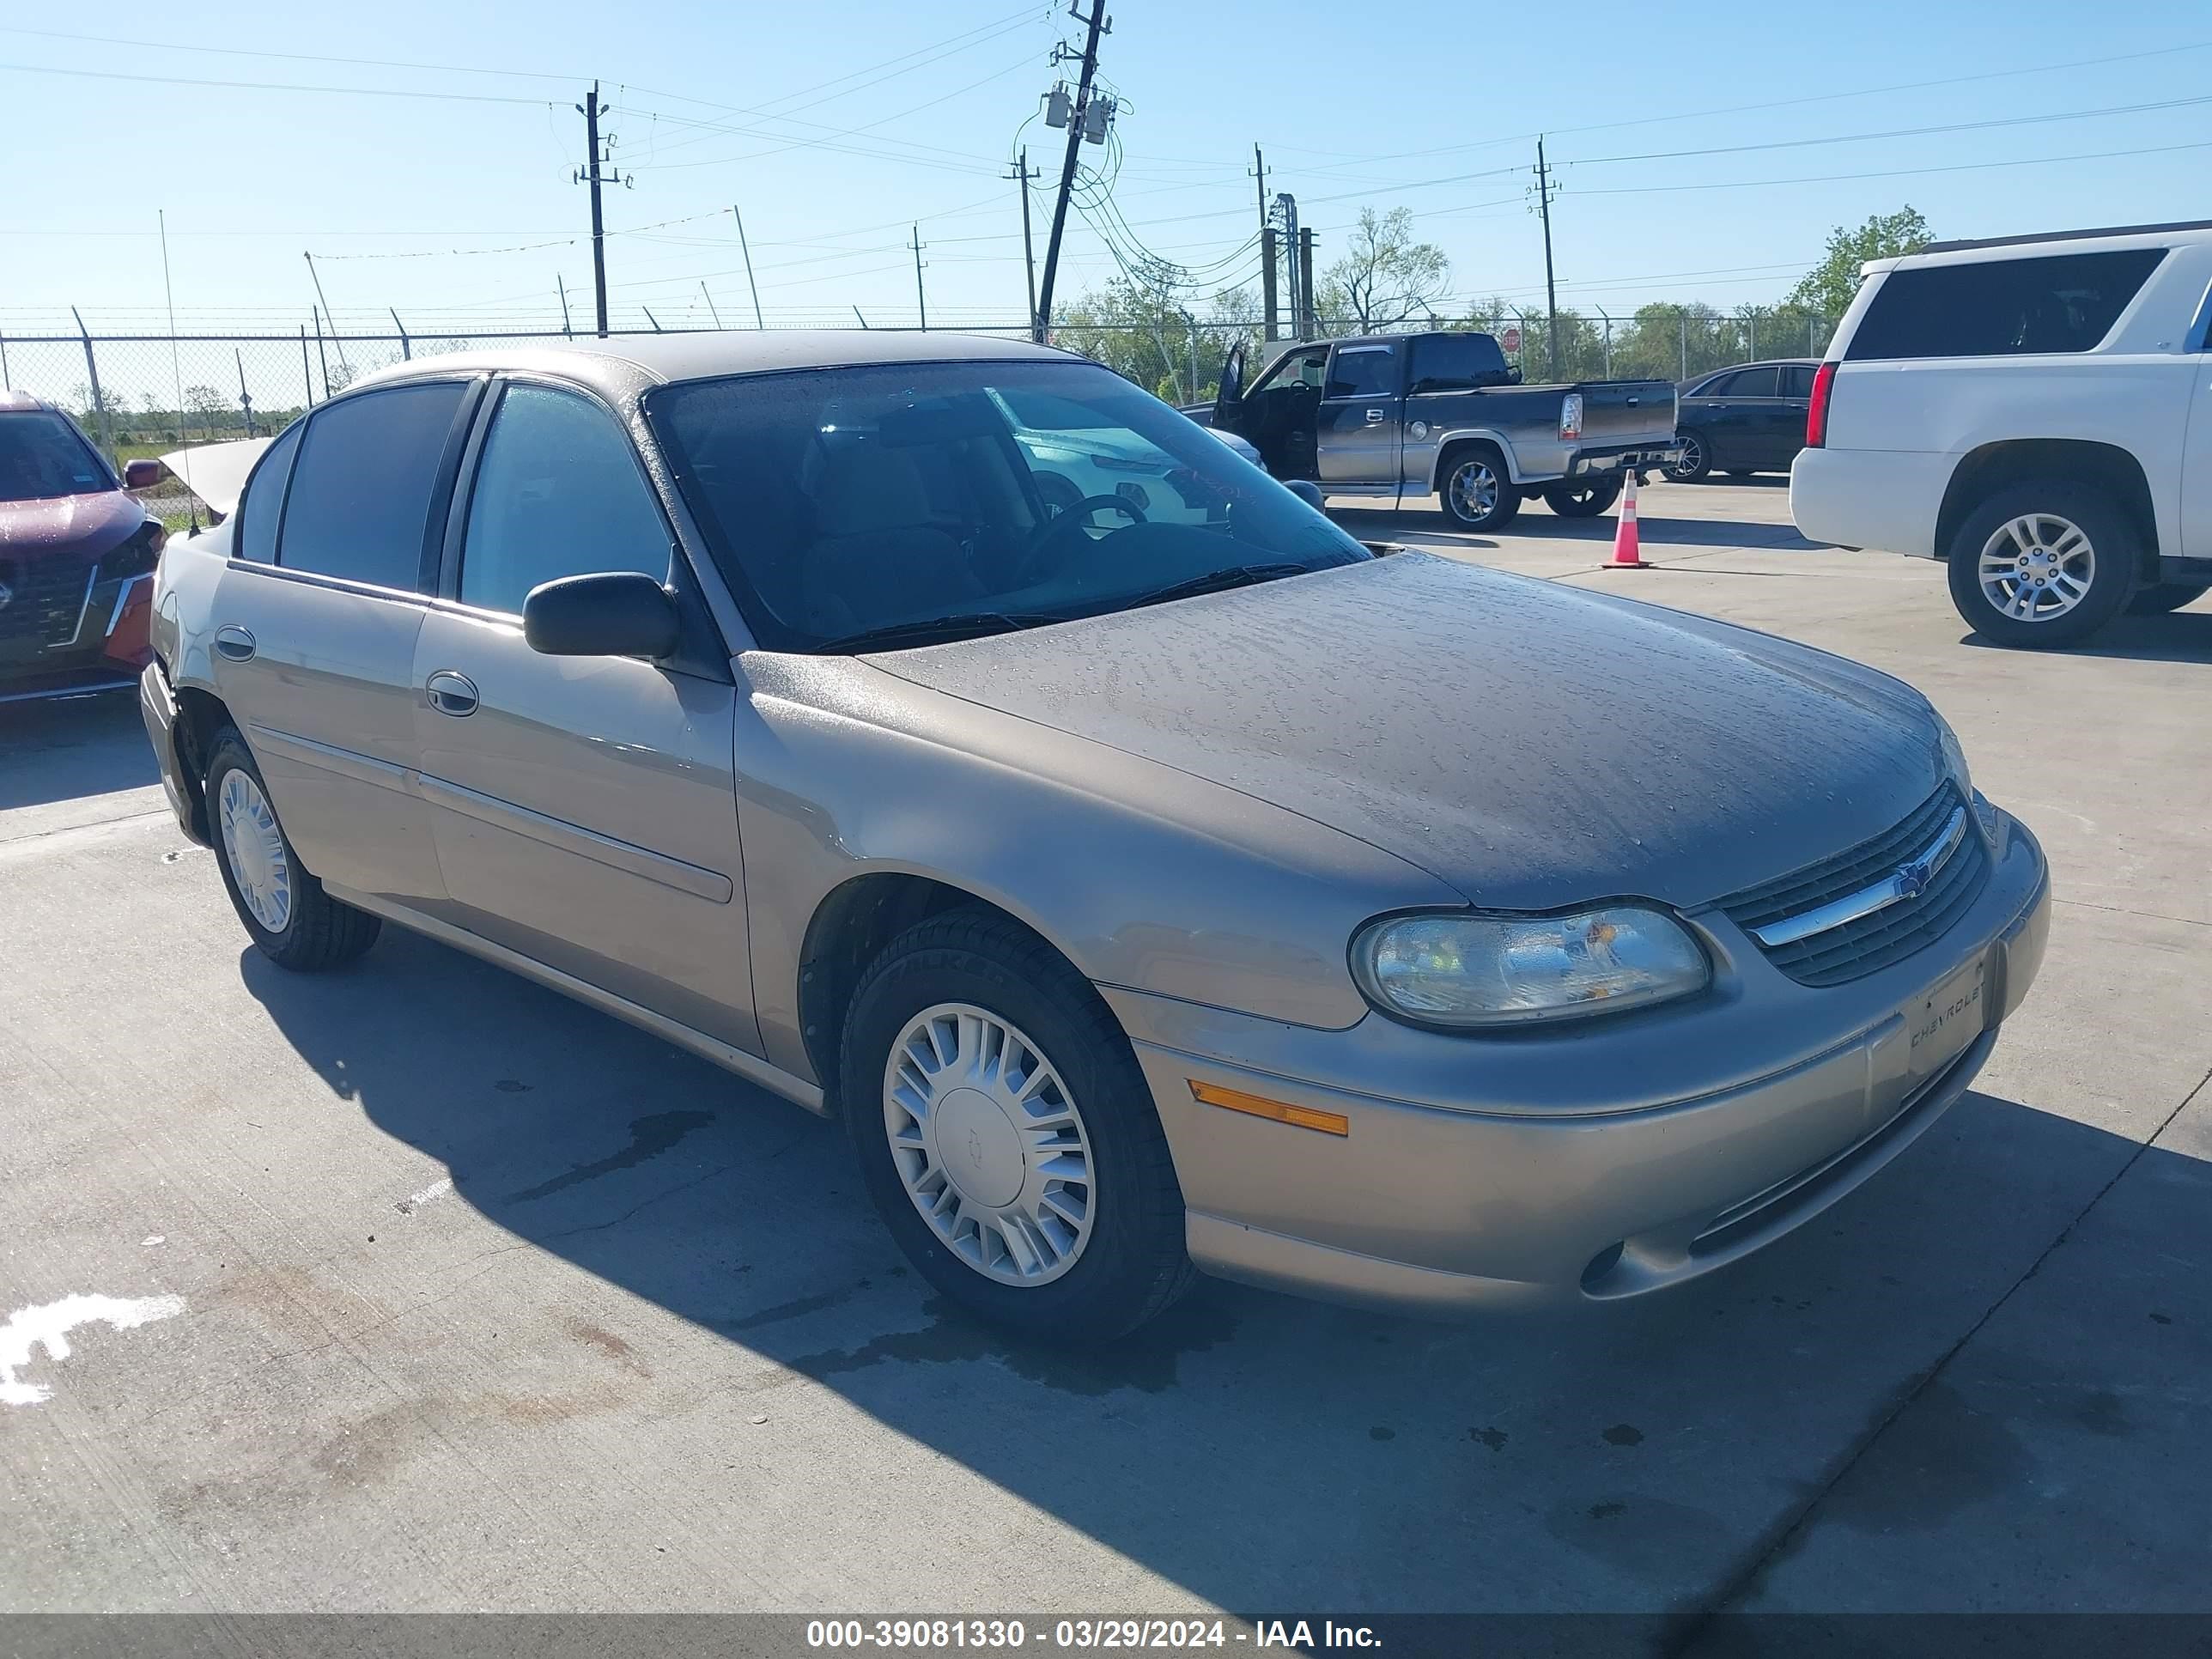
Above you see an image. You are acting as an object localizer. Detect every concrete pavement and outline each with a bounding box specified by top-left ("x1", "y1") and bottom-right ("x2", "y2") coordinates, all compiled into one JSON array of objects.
[{"x1": 1, "y1": 480, "x2": 2206, "y2": 1625}]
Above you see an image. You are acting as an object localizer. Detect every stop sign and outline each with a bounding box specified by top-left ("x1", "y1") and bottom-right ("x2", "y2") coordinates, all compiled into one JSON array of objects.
[{"x1": 1501, "y1": 325, "x2": 1522, "y2": 352}]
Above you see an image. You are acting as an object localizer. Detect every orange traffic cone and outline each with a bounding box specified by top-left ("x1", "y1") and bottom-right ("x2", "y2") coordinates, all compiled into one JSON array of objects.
[{"x1": 1604, "y1": 471, "x2": 1650, "y2": 569}]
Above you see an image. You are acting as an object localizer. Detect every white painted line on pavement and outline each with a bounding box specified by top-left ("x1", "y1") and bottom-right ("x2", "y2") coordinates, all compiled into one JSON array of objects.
[{"x1": 1, "y1": 1293, "x2": 187, "y2": 1407}]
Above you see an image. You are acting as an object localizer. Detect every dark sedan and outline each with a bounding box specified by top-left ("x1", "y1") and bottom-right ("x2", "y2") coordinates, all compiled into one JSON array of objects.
[
  {"x1": 1665, "y1": 359, "x2": 1818, "y2": 482},
  {"x1": 1, "y1": 392, "x2": 166, "y2": 702}
]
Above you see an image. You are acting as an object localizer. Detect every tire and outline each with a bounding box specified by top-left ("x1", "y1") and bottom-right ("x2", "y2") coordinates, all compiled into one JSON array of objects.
[
  {"x1": 204, "y1": 729, "x2": 381, "y2": 971},
  {"x1": 2126, "y1": 580, "x2": 2209, "y2": 616},
  {"x1": 1438, "y1": 446, "x2": 1522, "y2": 532},
  {"x1": 1541, "y1": 477, "x2": 1623, "y2": 519},
  {"x1": 1945, "y1": 481, "x2": 2140, "y2": 649},
  {"x1": 1663, "y1": 430, "x2": 1711, "y2": 483},
  {"x1": 838, "y1": 907, "x2": 1194, "y2": 1342}
]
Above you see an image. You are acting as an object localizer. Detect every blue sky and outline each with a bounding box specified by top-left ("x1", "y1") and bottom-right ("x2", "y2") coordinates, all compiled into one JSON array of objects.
[{"x1": 3, "y1": 0, "x2": 2209, "y2": 335}]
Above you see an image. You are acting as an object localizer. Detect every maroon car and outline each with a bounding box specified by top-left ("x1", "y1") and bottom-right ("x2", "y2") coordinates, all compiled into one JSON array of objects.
[{"x1": 1, "y1": 391, "x2": 167, "y2": 702}]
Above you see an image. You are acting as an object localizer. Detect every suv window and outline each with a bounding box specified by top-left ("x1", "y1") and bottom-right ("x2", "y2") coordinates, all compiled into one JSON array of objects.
[
  {"x1": 1325, "y1": 344, "x2": 1401, "y2": 400},
  {"x1": 1777, "y1": 365, "x2": 1815, "y2": 399},
  {"x1": 278, "y1": 382, "x2": 467, "y2": 591},
  {"x1": 235, "y1": 420, "x2": 302, "y2": 565},
  {"x1": 1408, "y1": 332, "x2": 1510, "y2": 392},
  {"x1": 1846, "y1": 249, "x2": 2166, "y2": 360},
  {"x1": 459, "y1": 384, "x2": 670, "y2": 615}
]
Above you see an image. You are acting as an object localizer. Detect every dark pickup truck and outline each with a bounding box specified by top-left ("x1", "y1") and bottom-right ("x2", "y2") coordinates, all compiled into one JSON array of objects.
[{"x1": 1188, "y1": 331, "x2": 1679, "y2": 531}]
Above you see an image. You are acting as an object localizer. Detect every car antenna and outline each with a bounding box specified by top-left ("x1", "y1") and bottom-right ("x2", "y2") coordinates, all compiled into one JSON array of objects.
[{"x1": 158, "y1": 209, "x2": 199, "y2": 535}]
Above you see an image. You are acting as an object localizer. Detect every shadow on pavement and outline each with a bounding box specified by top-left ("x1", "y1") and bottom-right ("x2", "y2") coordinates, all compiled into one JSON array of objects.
[
  {"x1": 1958, "y1": 611, "x2": 2212, "y2": 665},
  {"x1": 234, "y1": 924, "x2": 2197, "y2": 1616},
  {"x1": 0, "y1": 692, "x2": 159, "y2": 812}
]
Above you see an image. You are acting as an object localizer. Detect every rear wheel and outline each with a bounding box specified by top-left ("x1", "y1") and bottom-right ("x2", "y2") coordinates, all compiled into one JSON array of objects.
[
  {"x1": 1439, "y1": 447, "x2": 1522, "y2": 532},
  {"x1": 2126, "y1": 580, "x2": 2209, "y2": 616},
  {"x1": 204, "y1": 730, "x2": 380, "y2": 970},
  {"x1": 1663, "y1": 431, "x2": 1711, "y2": 483},
  {"x1": 1541, "y1": 477, "x2": 1622, "y2": 518},
  {"x1": 1945, "y1": 481, "x2": 2138, "y2": 648},
  {"x1": 840, "y1": 908, "x2": 1193, "y2": 1342}
]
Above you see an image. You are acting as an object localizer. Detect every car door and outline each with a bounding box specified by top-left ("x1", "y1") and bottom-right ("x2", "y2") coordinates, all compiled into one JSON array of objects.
[
  {"x1": 410, "y1": 377, "x2": 757, "y2": 1050},
  {"x1": 1774, "y1": 364, "x2": 1816, "y2": 467},
  {"x1": 1316, "y1": 341, "x2": 1405, "y2": 495},
  {"x1": 210, "y1": 379, "x2": 478, "y2": 908}
]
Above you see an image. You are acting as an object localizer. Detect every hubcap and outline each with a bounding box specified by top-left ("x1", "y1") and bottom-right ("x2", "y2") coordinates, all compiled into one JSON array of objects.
[
  {"x1": 1978, "y1": 513, "x2": 2094, "y2": 622},
  {"x1": 1670, "y1": 435, "x2": 1704, "y2": 477},
  {"x1": 217, "y1": 769, "x2": 292, "y2": 933},
  {"x1": 1448, "y1": 460, "x2": 1498, "y2": 521},
  {"x1": 883, "y1": 1003, "x2": 1096, "y2": 1286}
]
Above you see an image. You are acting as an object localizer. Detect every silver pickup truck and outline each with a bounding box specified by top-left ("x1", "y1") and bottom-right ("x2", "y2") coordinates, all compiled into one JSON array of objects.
[{"x1": 1191, "y1": 331, "x2": 1680, "y2": 532}]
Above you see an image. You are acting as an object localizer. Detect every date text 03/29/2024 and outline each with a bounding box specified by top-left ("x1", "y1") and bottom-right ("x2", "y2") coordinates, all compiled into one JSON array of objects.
[{"x1": 803, "y1": 1620, "x2": 1382, "y2": 1650}]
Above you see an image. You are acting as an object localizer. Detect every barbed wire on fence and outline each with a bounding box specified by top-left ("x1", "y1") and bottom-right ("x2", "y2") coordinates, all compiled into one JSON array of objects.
[{"x1": 2, "y1": 305, "x2": 1832, "y2": 467}]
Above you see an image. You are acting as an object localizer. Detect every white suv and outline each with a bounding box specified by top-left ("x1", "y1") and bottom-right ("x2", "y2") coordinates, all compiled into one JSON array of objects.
[{"x1": 1790, "y1": 221, "x2": 2212, "y2": 647}]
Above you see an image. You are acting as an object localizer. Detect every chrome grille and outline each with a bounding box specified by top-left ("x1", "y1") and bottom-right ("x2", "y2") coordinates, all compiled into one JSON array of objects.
[
  {"x1": 0, "y1": 556, "x2": 97, "y2": 649},
  {"x1": 1719, "y1": 783, "x2": 1988, "y2": 988}
]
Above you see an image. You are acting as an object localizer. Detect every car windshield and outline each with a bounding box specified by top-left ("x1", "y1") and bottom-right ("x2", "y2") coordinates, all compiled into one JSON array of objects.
[
  {"x1": 0, "y1": 411, "x2": 111, "y2": 503},
  {"x1": 646, "y1": 359, "x2": 1370, "y2": 652}
]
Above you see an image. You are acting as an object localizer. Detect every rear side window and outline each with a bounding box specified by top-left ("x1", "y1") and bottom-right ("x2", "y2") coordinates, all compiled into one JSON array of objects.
[
  {"x1": 1846, "y1": 249, "x2": 2166, "y2": 360},
  {"x1": 1777, "y1": 365, "x2": 1815, "y2": 398},
  {"x1": 1408, "y1": 332, "x2": 1510, "y2": 392},
  {"x1": 234, "y1": 420, "x2": 302, "y2": 564},
  {"x1": 1326, "y1": 345, "x2": 1401, "y2": 399},
  {"x1": 278, "y1": 382, "x2": 468, "y2": 591},
  {"x1": 1716, "y1": 367, "x2": 1778, "y2": 397}
]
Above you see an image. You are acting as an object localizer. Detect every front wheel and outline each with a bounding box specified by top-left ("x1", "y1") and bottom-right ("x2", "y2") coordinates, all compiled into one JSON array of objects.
[
  {"x1": 1439, "y1": 449, "x2": 1522, "y2": 532},
  {"x1": 2126, "y1": 580, "x2": 2209, "y2": 616},
  {"x1": 1662, "y1": 431, "x2": 1711, "y2": 483},
  {"x1": 840, "y1": 908, "x2": 1193, "y2": 1342},
  {"x1": 1945, "y1": 482, "x2": 2139, "y2": 648},
  {"x1": 1541, "y1": 477, "x2": 1622, "y2": 519},
  {"x1": 204, "y1": 730, "x2": 381, "y2": 970}
]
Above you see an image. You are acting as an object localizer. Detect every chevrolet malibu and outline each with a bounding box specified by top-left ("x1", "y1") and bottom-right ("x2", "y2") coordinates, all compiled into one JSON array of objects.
[{"x1": 139, "y1": 334, "x2": 2051, "y2": 1340}]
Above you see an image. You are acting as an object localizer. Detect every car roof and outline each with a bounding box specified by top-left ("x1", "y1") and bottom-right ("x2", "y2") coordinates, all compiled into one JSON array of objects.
[
  {"x1": 347, "y1": 329, "x2": 1079, "y2": 399},
  {"x1": 1917, "y1": 219, "x2": 2212, "y2": 256},
  {"x1": 1689, "y1": 359, "x2": 1819, "y2": 378}
]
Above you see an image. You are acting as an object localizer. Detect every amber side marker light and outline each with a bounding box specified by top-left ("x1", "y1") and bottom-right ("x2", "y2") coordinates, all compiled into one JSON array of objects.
[{"x1": 1188, "y1": 1079, "x2": 1349, "y2": 1137}]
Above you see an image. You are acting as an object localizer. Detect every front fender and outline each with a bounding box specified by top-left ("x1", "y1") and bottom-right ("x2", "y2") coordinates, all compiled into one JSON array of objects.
[{"x1": 732, "y1": 653, "x2": 1462, "y2": 1084}]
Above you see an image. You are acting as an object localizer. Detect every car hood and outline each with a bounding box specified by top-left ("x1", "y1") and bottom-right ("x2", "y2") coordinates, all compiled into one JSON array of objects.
[
  {"x1": 0, "y1": 489, "x2": 149, "y2": 562},
  {"x1": 864, "y1": 553, "x2": 1944, "y2": 910}
]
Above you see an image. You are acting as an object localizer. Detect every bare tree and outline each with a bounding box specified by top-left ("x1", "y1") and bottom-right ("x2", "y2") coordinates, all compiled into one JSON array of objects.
[{"x1": 1316, "y1": 208, "x2": 1450, "y2": 335}]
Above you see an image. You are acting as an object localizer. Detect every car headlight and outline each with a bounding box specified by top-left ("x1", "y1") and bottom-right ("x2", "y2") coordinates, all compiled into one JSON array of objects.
[{"x1": 1352, "y1": 907, "x2": 1711, "y2": 1030}]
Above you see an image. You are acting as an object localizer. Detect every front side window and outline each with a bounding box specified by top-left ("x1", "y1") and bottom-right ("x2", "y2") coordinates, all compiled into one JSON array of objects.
[
  {"x1": 0, "y1": 410, "x2": 109, "y2": 502},
  {"x1": 1325, "y1": 344, "x2": 1401, "y2": 400},
  {"x1": 1846, "y1": 249, "x2": 2166, "y2": 361},
  {"x1": 648, "y1": 360, "x2": 1368, "y2": 653},
  {"x1": 1253, "y1": 348, "x2": 1327, "y2": 394},
  {"x1": 279, "y1": 382, "x2": 468, "y2": 592},
  {"x1": 459, "y1": 384, "x2": 670, "y2": 616},
  {"x1": 235, "y1": 420, "x2": 303, "y2": 564}
]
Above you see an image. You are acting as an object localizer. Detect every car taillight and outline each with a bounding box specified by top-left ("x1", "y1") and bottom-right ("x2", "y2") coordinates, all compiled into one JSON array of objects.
[
  {"x1": 1559, "y1": 392, "x2": 1583, "y2": 441},
  {"x1": 1806, "y1": 362, "x2": 1836, "y2": 447}
]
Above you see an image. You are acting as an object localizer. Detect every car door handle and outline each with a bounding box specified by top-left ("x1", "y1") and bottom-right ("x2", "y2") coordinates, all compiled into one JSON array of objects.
[
  {"x1": 424, "y1": 670, "x2": 479, "y2": 718},
  {"x1": 213, "y1": 624, "x2": 256, "y2": 662},
  {"x1": 1365, "y1": 407, "x2": 1385, "y2": 423}
]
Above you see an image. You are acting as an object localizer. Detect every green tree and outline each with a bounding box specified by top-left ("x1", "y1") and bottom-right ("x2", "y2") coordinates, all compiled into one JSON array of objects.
[
  {"x1": 1787, "y1": 207, "x2": 1933, "y2": 320},
  {"x1": 1315, "y1": 208, "x2": 1450, "y2": 335},
  {"x1": 1056, "y1": 277, "x2": 1208, "y2": 403}
]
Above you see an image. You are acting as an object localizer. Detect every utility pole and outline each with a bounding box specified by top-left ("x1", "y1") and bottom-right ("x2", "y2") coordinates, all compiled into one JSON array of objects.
[
  {"x1": 1298, "y1": 225, "x2": 1318, "y2": 340},
  {"x1": 700, "y1": 282, "x2": 723, "y2": 330},
  {"x1": 1251, "y1": 143, "x2": 1269, "y2": 232},
  {"x1": 909, "y1": 223, "x2": 927, "y2": 330},
  {"x1": 1535, "y1": 137, "x2": 1560, "y2": 380},
  {"x1": 732, "y1": 205, "x2": 764, "y2": 328},
  {"x1": 1273, "y1": 194, "x2": 1302, "y2": 338},
  {"x1": 557, "y1": 274, "x2": 574, "y2": 338},
  {"x1": 1006, "y1": 149, "x2": 1040, "y2": 337},
  {"x1": 303, "y1": 252, "x2": 350, "y2": 379},
  {"x1": 575, "y1": 83, "x2": 630, "y2": 338},
  {"x1": 1260, "y1": 225, "x2": 1279, "y2": 342},
  {"x1": 311, "y1": 307, "x2": 332, "y2": 399},
  {"x1": 1034, "y1": 0, "x2": 1109, "y2": 344}
]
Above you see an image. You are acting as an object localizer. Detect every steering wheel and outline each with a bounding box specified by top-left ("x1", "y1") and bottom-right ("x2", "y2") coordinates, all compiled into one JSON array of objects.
[{"x1": 1019, "y1": 492, "x2": 1146, "y2": 577}]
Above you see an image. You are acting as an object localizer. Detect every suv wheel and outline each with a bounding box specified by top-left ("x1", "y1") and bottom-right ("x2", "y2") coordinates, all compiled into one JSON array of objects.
[
  {"x1": 1439, "y1": 447, "x2": 1522, "y2": 532},
  {"x1": 1947, "y1": 482, "x2": 2138, "y2": 648},
  {"x1": 205, "y1": 730, "x2": 381, "y2": 970},
  {"x1": 1541, "y1": 477, "x2": 1622, "y2": 519},
  {"x1": 840, "y1": 908, "x2": 1193, "y2": 1341},
  {"x1": 1663, "y1": 431, "x2": 1711, "y2": 483}
]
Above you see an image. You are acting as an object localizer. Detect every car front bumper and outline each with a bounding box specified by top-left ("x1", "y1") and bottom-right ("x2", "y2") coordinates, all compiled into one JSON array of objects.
[
  {"x1": 0, "y1": 570, "x2": 155, "y2": 703},
  {"x1": 139, "y1": 657, "x2": 209, "y2": 846},
  {"x1": 1109, "y1": 806, "x2": 2051, "y2": 1317}
]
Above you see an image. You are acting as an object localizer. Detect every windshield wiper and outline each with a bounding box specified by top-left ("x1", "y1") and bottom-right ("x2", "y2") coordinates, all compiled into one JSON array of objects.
[
  {"x1": 813, "y1": 611, "x2": 1066, "y2": 654},
  {"x1": 1121, "y1": 562, "x2": 1316, "y2": 611}
]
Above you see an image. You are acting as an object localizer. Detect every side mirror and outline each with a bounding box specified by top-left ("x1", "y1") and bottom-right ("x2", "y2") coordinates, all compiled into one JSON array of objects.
[
  {"x1": 123, "y1": 459, "x2": 163, "y2": 489},
  {"x1": 522, "y1": 571, "x2": 680, "y2": 659},
  {"x1": 1284, "y1": 479, "x2": 1326, "y2": 514}
]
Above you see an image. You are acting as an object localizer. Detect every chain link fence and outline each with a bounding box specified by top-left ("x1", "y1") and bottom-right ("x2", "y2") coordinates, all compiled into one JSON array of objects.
[{"x1": 3, "y1": 306, "x2": 1833, "y2": 483}]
